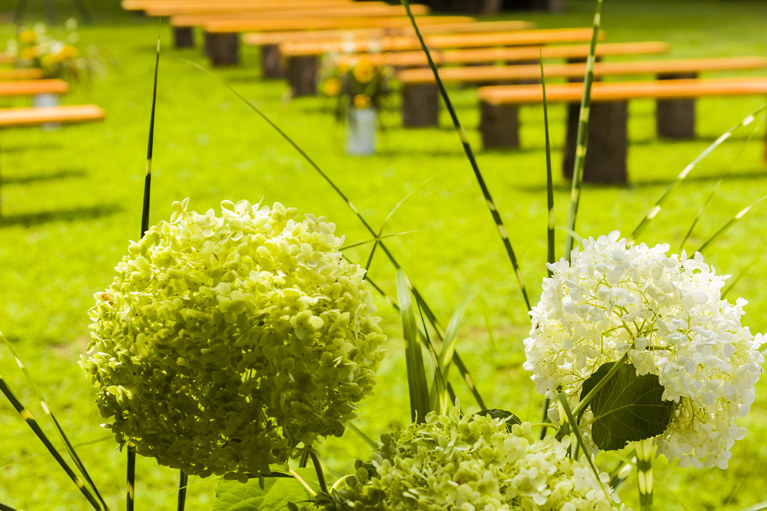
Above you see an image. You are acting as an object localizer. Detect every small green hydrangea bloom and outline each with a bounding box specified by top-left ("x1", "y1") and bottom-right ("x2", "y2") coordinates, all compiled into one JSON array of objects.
[
  {"x1": 81, "y1": 199, "x2": 386, "y2": 480},
  {"x1": 331, "y1": 407, "x2": 619, "y2": 510}
]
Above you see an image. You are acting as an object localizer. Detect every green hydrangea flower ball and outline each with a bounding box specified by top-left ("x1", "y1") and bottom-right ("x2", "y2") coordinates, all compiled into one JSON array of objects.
[
  {"x1": 81, "y1": 199, "x2": 386, "y2": 480},
  {"x1": 332, "y1": 407, "x2": 618, "y2": 510}
]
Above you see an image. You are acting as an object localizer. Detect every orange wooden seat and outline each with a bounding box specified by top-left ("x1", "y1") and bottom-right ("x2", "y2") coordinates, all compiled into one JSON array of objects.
[
  {"x1": 477, "y1": 76, "x2": 767, "y2": 183},
  {"x1": 0, "y1": 79, "x2": 69, "y2": 97},
  {"x1": 0, "y1": 104, "x2": 105, "y2": 128}
]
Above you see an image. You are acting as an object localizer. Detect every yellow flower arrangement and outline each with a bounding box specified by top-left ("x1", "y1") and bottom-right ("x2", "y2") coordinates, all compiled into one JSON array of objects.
[{"x1": 319, "y1": 54, "x2": 391, "y2": 118}]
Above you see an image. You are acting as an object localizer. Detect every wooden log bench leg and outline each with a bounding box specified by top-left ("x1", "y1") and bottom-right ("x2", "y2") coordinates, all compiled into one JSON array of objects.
[
  {"x1": 206, "y1": 32, "x2": 239, "y2": 67},
  {"x1": 656, "y1": 72, "x2": 697, "y2": 139},
  {"x1": 402, "y1": 83, "x2": 439, "y2": 127},
  {"x1": 480, "y1": 100, "x2": 519, "y2": 149},
  {"x1": 563, "y1": 101, "x2": 629, "y2": 184},
  {"x1": 261, "y1": 44, "x2": 285, "y2": 79},
  {"x1": 173, "y1": 26, "x2": 194, "y2": 49},
  {"x1": 288, "y1": 56, "x2": 319, "y2": 96}
]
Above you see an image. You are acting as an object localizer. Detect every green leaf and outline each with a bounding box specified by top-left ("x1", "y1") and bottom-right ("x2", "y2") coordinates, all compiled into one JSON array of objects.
[
  {"x1": 396, "y1": 269, "x2": 432, "y2": 423},
  {"x1": 581, "y1": 361, "x2": 673, "y2": 451},
  {"x1": 214, "y1": 469, "x2": 318, "y2": 511},
  {"x1": 474, "y1": 408, "x2": 522, "y2": 429}
]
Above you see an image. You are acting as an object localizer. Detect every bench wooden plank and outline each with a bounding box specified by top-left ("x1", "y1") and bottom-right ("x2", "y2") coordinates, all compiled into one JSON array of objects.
[
  {"x1": 478, "y1": 75, "x2": 767, "y2": 103},
  {"x1": 0, "y1": 79, "x2": 69, "y2": 96},
  {"x1": 123, "y1": 0, "x2": 329, "y2": 9},
  {"x1": 0, "y1": 69, "x2": 45, "y2": 80},
  {"x1": 282, "y1": 27, "x2": 601, "y2": 56},
  {"x1": 339, "y1": 41, "x2": 671, "y2": 68},
  {"x1": 0, "y1": 104, "x2": 105, "y2": 128},
  {"x1": 145, "y1": 0, "x2": 380, "y2": 16},
  {"x1": 477, "y1": 76, "x2": 767, "y2": 184},
  {"x1": 176, "y1": 5, "x2": 431, "y2": 29},
  {"x1": 398, "y1": 56, "x2": 767, "y2": 84},
  {"x1": 242, "y1": 20, "x2": 537, "y2": 47}
]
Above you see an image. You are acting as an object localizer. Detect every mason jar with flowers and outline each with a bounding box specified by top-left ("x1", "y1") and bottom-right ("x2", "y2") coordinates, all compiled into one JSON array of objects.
[{"x1": 320, "y1": 55, "x2": 391, "y2": 156}]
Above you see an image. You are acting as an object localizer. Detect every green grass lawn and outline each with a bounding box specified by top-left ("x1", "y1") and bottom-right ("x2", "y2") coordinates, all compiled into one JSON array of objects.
[{"x1": 1, "y1": 0, "x2": 767, "y2": 509}]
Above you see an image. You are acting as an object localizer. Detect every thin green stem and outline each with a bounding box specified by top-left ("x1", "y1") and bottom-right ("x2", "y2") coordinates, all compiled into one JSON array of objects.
[
  {"x1": 127, "y1": 447, "x2": 136, "y2": 511},
  {"x1": 308, "y1": 449, "x2": 329, "y2": 495},
  {"x1": 564, "y1": 0, "x2": 604, "y2": 259},
  {"x1": 177, "y1": 471, "x2": 188, "y2": 511},
  {"x1": 398, "y1": 0, "x2": 531, "y2": 311},
  {"x1": 636, "y1": 438, "x2": 654, "y2": 511}
]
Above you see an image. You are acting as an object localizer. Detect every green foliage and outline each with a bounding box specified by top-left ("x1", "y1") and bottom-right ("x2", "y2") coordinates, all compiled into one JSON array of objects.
[
  {"x1": 214, "y1": 468, "x2": 319, "y2": 511},
  {"x1": 581, "y1": 362, "x2": 674, "y2": 451}
]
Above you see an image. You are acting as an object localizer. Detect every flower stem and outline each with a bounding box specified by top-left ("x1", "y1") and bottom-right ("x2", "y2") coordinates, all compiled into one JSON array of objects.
[
  {"x1": 636, "y1": 438, "x2": 654, "y2": 511},
  {"x1": 308, "y1": 448, "x2": 329, "y2": 495}
]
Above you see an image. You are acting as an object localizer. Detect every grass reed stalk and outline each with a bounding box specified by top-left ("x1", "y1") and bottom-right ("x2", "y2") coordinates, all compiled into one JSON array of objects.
[
  {"x1": 631, "y1": 104, "x2": 767, "y2": 241},
  {"x1": 1, "y1": 337, "x2": 109, "y2": 510},
  {"x1": 177, "y1": 472, "x2": 188, "y2": 511},
  {"x1": 398, "y1": 0, "x2": 531, "y2": 311},
  {"x1": 563, "y1": 0, "x2": 604, "y2": 261}
]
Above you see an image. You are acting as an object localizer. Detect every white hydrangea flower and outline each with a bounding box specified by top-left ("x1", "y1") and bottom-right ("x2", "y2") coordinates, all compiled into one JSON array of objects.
[{"x1": 524, "y1": 231, "x2": 764, "y2": 469}]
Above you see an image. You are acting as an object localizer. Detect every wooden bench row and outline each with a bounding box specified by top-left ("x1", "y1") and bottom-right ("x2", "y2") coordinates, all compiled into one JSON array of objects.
[
  {"x1": 285, "y1": 27, "x2": 601, "y2": 95},
  {"x1": 244, "y1": 20, "x2": 536, "y2": 78},
  {"x1": 0, "y1": 105, "x2": 105, "y2": 128},
  {"x1": 477, "y1": 76, "x2": 767, "y2": 183},
  {"x1": 397, "y1": 56, "x2": 767, "y2": 126}
]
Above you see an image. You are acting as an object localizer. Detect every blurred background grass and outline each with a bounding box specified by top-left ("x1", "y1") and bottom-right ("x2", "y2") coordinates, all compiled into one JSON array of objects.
[{"x1": 0, "y1": 0, "x2": 766, "y2": 509}]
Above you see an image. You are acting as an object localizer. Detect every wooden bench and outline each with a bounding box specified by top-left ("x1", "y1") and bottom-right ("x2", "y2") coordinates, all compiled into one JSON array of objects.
[
  {"x1": 0, "y1": 68, "x2": 45, "y2": 81},
  {"x1": 477, "y1": 76, "x2": 767, "y2": 183},
  {"x1": 336, "y1": 40, "x2": 670, "y2": 69},
  {"x1": 285, "y1": 27, "x2": 599, "y2": 96},
  {"x1": 134, "y1": 0, "x2": 391, "y2": 47},
  {"x1": 197, "y1": 14, "x2": 469, "y2": 67},
  {"x1": 0, "y1": 79, "x2": 70, "y2": 97},
  {"x1": 0, "y1": 104, "x2": 105, "y2": 127},
  {"x1": 398, "y1": 56, "x2": 767, "y2": 126},
  {"x1": 242, "y1": 20, "x2": 536, "y2": 79}
]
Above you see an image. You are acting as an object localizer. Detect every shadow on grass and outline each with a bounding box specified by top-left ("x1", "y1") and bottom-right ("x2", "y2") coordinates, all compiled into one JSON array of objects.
[
  {"x1": 0, "y1": 204, "x2": 122, "y2": 228},
  {"x1": 2, "y1": 169, "x2": 87, "y2": 185}
]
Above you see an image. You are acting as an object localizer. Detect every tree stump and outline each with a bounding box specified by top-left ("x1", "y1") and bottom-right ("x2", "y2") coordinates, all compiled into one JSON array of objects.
[
  {"x1": 402, "y1": 83, "x2": 440, "y2": 127},
  {"x1": 173, "y1": 27, "x2": 194, "y2": 49},
  {"x1": 261, "y1": 44, "x2": 285, "y2": 79},
  {"x1": 205, "y1": 32, "x2": 239, "y2": 67},
  {"x1": 563, "y1": 101, "x2": 628, "y2": 184},
  {"x1": 287, "y1": 56, "x2": 319, "y2": 96},
  {"x1": 480, "y1": 101, "x2": 520, "y2": 149},
  {"x1": 656, "y1": 72, "x2": 697, "y2": 139}
]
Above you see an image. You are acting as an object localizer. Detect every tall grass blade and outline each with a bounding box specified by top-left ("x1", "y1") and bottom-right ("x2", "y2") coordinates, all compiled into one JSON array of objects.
[
  {"x1": 416, "y1": 302, "x2": 451, "y2": 414},
  {"x1": 722, "y1": 254, "x2": 758, "y2": 298},
  {"x1": 0, "y1": 372, "x2": 104, "y2": 510},
  {"x1": 538, "y1": 55, "x2": 556, "y2": 439},
  {"x1": 631, "y1": 104, "x2": 767, "y2": 241},
  {"x1": 556, "y1": 392, "x2": 612, "y2": 503},
  {"x1": 438, "y1": 295, "x2": 473, "y2": 372},
  {"x1": 189, "y1": 61, "x2": 486, "y2": 409},
  {"x1": 128, "y1": 34, "x2": 162, "y2": 511},
  {"x1": 177, "y1": 471, "x2": 188, "y2": 511},
  {"x1": 0, "y1": 502, "x2": 19, "y2": 511},
  {"x1": 398, "y1": 0, "x2": 531, "y2": 311},
  {"x1": 680, "y1": 180, "x2": 720, "y2": 249},
  {"x1": 396, "y1": 269, "x2": 432, "y2": 423},
  {"x1": 563, "y1": 0, "x2": 604, "y2": 260},
  {"x1": 0, "y1": 336, "x2": 109, "y2": 510},
  {"x1": 697, "y1": 195, "x2": 767, "y2": 253}
]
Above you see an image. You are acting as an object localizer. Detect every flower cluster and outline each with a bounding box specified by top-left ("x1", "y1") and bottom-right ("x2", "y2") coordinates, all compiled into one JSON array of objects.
[
  {"x1": 331, "y1": 407, "x2": 618, "y2": 510},
  {"x1": 319, "y1": 53, "x2": 391, "y2": 116},
  {"x1": 524, "y1": 231, "x2": 764, "y2": 469},
  {"x1": 5, "y1": 21, "x2": 101, "y2": 80},
  {"x1": 81, "y1": 199, "x2": 387, "y2": 480}
]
